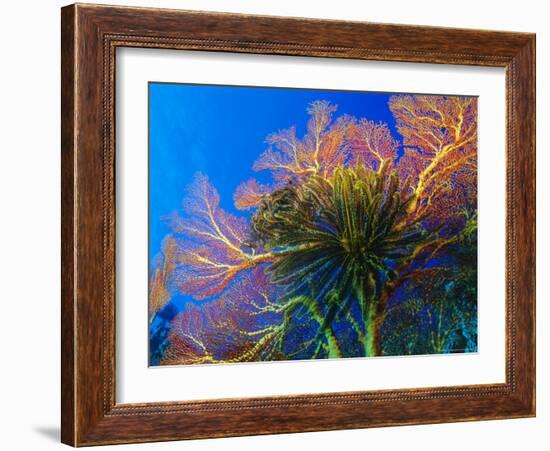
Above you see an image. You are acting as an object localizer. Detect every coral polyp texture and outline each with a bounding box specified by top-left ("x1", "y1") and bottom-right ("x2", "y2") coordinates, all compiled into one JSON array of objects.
[{"x1": 148, "y1": 84, "x2": 478, "y2": 366}]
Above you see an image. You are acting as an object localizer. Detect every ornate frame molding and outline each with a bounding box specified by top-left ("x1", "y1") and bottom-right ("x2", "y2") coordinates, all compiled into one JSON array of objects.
[{"x1": 61, "y1": 4, "x2": 535, "y2": 446}]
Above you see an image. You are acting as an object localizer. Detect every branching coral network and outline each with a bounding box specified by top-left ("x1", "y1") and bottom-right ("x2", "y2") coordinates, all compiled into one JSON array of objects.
[{"x1": 150, "y1": 94, "x2": 478, "y2": 365}]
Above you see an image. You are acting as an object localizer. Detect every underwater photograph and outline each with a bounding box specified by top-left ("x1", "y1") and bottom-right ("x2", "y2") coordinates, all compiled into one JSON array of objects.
[{"x1": 148, "y1": 82, "x2": 478, "y2": 366}]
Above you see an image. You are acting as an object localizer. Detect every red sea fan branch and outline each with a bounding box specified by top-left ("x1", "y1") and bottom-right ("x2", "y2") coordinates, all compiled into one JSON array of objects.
[
  {"x1": 162, "y1": 266, "x2": 284, "y2": 364},
  {"x1": 348, "y1": 119, "x2": 400, "y2": 171},
  {"x1": 252, "y1": 101, "x2": 348, "y2": 183},
  {"x1": 316, "y1": 115, "x2": 354, "y2": 177},
  {"x1": 233, "y1": 178, "x2": 273, "y2": 210},
  {"x1": 390, "y1": 95, "x2": 478, "y2": 227},
  {"x1": 164, "y1": 173, "x2": 276, "y2": 300}
]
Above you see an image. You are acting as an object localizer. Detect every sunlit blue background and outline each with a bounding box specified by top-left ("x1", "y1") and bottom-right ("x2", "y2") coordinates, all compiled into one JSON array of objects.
[{"x1": 149, "y1": 82, "x2": 400, "y2": 364}]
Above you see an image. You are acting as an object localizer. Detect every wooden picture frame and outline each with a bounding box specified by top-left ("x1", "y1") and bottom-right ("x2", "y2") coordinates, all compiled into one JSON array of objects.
[{"x1": 61, "y1": 3, "x2": 535, "y2": 446}]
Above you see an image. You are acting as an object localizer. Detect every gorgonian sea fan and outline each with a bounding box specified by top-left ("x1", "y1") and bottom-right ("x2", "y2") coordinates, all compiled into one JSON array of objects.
[
  {"x1": 163, "y1": 266, "x2": 286, "y2": 365},
  {"x1": 234, "y1": 101, "x2": 355, "y2": 210},
  {"x1": 164, "y1": 173, "x2": 274, "y2": 300},
  {"x1": 233, "y1": 178, "x2": 273, "y2": 211},
  {"x1": 347, "y1": 119, "x2": 400, "y2": 171},
  {"x1": 390, "y1": 95, "x2": 477, "y2": 229}
]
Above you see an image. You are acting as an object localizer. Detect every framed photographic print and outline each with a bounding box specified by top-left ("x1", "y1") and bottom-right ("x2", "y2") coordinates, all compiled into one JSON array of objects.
[{"x1": 61, "y1": 3, "x2": 536, "y2": 446}]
